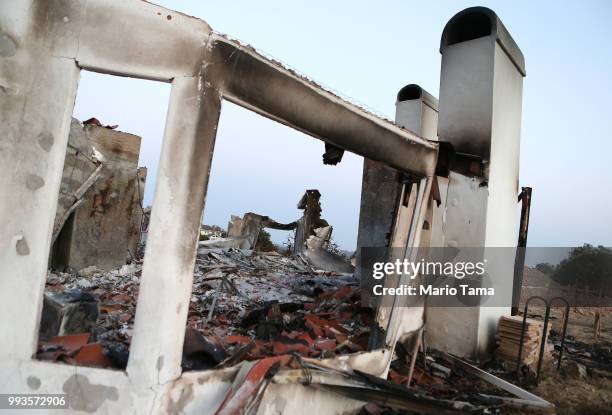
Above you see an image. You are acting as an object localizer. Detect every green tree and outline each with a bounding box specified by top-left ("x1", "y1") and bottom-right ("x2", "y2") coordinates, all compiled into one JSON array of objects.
[
  {"x1": 551, "y1": 244, "x2": 612, "y2": 287},
  {"x1": 255, "y1": 229, "x2": 276, "y2": 252}
]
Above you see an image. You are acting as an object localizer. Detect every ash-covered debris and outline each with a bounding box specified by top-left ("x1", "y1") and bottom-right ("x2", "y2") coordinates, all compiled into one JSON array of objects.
[
  {"x1": 38, "y1": 246, "x2": 368, "y2": 370},
  {"x1": 187, "y1": 248, "x2": 369, "y2": 367},
  {"x1": 200, "y1": 189, "x2": 356, "y2": 273},
  {"x1": 39, "y1": 289, "x2": 98, "y2": 342},
  {"x1": 37, "y1": 226, "x2": 557, "y2": 414},
  {"x1": 40, "y1": 262, "x2": 142, "y2": 367}
]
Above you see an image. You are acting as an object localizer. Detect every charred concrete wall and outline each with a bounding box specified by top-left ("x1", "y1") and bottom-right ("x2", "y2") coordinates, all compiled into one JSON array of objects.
[
  {"x1": 51, "y1": 118, "x2": 146, "y2": 271},
  {"x1": 227, "y1": 212, "x2": 296, "y2": 250}
]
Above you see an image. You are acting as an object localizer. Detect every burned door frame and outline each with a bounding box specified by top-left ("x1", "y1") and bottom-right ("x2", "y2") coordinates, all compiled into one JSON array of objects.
[
  {"x1": 370, "y1": 176, "x2": 433, "y2": 352},
  {"x1": 0, "y1": 0, "x2": 437, "y2": 410}
]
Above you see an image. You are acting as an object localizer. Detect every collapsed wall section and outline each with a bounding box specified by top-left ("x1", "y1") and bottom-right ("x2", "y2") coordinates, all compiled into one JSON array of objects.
[{"x1": 51, "y1": 118, "x2": 146, "y2": 271}]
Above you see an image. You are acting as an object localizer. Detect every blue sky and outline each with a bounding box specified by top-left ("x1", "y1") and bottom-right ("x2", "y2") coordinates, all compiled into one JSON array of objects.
[{"x1": 73, "y1": 1, "x2": 612, "y2": 249}]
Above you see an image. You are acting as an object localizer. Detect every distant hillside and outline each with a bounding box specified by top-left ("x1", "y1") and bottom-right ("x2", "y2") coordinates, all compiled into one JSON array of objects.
[{"x1": 522, "y1": 266, "x2": 560, "y2": 288}]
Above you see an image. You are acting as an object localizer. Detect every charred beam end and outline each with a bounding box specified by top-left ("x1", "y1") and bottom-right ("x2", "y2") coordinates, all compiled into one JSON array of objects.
[
  {"x1": 323, "y1": 143, "x2": 345, "y2": 165},
  {"x1": 511, "y1": 187, "x2": 532, "y2": 315},
  {"x1": 207, "y1": 36, "x2": 438, "y2": 178},
  {"x1": 297, "y1": 189, "x2": 322, "y2": 210},
  {"x1": 260, "y1": 217, "x2": 298, "y2": 231},
  {"x1": 517, "y1": 187, "x2": 532, "y2": 244}
]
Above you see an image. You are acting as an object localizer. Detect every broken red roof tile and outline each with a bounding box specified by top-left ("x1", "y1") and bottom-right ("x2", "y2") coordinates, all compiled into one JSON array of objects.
[
  {"x1": 388, "y1": 369, "x2": 408, "y2": 384},
  {"x1": 314, "y1": 339, "x2": 337, "y2": 351},
  {"x1": 325, "y1": 328, "x2": 348, "y2": 344},
  {"x1": 110, "y1": 293, "x2": 131, "y2": 303},
  {"x1": 74, "y1": 343, "x2": 113, "y2": 368},
  {"x1": 99, "y1": 303, "x2": 123, "y2": 314},
  {"x1": 305, "y1": 321, "x2": 324, "y2": 338},
  {"x1": 225, "y1": 335, "x2": 253, "y2": 345},
  {"x1": 352, "y1": 332, "x2": 370, "y2": 351},
  {"x1": 410, "y1": 366, "x2": 444, "y2": 387},
  {"x1": 295, "y1": 332, "x2": 315, "y2": 347},
  {"x1": 272, "y1": 341, "x2": 310, "y2": 355},
  {"x1": 215, "y1": 355, "x2": 291, "y2": 415},
  {"x1": 332, "y1": 285, "x2": 355, "y2": 300},
  {"x1": 48, "y1": 333, "x2": 91, "y2": 352}
]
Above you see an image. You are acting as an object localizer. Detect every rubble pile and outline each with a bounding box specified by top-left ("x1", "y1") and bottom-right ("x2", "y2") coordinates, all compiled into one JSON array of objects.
[
  {"x1": 550, "y1": 332, "x2": 612, "y2": 377},
  {"x1": 184, "y1": 247, "x2": 371, "y2": 368},
  {"x1": 38, "y1": 248, "x2": 369, "y2": 370},
  {"x1": 36, "y1": 248, "x2": 562, "y2": 413},
  {"x1": 39, "y1": 263, "x2": 141, "y2": 367},
  {"x1": 388, "y1": 348, "x2": 500, "y2": 396}
]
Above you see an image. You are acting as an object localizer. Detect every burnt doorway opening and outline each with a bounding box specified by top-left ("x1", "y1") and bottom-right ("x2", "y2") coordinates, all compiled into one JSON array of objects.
[{"x1": 37, "y1": 71, "x2": 171, "y2": 370}]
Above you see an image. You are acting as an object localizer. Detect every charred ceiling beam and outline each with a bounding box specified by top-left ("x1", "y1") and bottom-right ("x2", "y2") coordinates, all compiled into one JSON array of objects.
[{"x1": 206, "y1": 36, "x2": 439, "y2": 178}]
